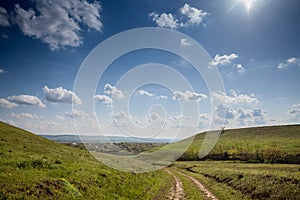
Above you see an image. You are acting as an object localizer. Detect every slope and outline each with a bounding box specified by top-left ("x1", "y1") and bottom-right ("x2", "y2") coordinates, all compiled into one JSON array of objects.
[{"x1": 0, "y1": 121, "x2": 172, "y2": 199}]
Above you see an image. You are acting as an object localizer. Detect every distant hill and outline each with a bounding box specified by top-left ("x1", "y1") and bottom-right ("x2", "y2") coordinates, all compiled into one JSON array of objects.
[
  {"x1": 40, "y1": 134, "x2": 172, "y2": 143},
  {"x1": 178, "y1": 124, "x2": 300, "y2": 162},
  {"x1": 0, "y1": 121, "x2": 171, "y2": 199}
]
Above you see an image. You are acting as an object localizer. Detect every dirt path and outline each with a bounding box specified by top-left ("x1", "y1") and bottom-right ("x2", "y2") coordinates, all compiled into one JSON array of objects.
[
  {"x1": 177, "y1": 171, "x2": 218, "y2": 200},
  {"x1": 164, "y1": 169, "x2": 186, "y2": 200}
]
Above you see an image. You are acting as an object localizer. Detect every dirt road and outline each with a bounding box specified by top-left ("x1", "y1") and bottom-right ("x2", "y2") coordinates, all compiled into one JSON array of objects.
[{"x1": 165, "y1": 169, "x2": 218, "y2": 200}]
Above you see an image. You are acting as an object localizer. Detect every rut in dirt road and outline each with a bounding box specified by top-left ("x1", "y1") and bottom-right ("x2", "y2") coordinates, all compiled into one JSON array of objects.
[
  {"x1": 177, "y1": 171, "x2": 218, "y2": 200},
  {"x1": 164, "y1": 169, "x2": 186, "y2": 200}
]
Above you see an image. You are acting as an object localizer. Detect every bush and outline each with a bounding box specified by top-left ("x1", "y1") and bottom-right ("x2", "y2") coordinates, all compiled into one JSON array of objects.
[{"x1": 259, "y1": 147, "x2": 283, "y2": 164}]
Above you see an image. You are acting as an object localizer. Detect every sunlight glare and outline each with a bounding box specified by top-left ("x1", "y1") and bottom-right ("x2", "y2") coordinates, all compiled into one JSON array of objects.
[{"x1": 243, "y1": 0, "x2": 254, "y2": 12}]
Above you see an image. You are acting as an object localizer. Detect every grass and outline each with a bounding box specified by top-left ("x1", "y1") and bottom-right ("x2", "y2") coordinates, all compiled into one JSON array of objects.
[
  {"x1": 178, "y1": 124, "x2": 300, "y2": 162},
  {"x1": 173, "y1": 161, "x2": 300, "y2": 200},
  {"x1": 0, "y1": 121, "x2": 173, "y2": 199},
  {"x1": 1, "y1": 121, "x2": 300, "y2": 199}
]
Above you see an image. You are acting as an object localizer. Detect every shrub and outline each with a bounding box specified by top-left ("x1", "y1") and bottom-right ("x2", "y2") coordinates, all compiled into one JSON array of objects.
[{"x1": 259, "y1": 147, "x2": 283, "y2": 164}]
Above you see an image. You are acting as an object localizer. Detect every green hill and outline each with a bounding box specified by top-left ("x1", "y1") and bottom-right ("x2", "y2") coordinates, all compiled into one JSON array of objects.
[
  {"x1": 179, "y1": 125, "x2": 300, "y2": 162},
  {"x1": 0, "y1": 121, "x2": 171, "y2": 199}
]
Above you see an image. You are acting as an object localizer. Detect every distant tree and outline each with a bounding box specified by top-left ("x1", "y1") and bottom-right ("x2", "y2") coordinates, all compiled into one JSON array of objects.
[
  {"x1": 221, "y1": 126, "x2": 225, "y2": 134},
  {"x1": 259, "y1": 147, "x2": 283, "y2": 164},
  {"x1": 228, "y1": 148, "x2": 239, "y2": 162}
]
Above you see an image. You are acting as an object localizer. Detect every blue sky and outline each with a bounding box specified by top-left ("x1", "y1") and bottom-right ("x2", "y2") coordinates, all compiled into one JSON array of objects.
[{"x1": 0, "y1": 0, "x2": 299, "y2": 138}]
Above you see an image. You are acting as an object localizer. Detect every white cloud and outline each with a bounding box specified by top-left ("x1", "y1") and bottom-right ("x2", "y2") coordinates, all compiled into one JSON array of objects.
[
  {"x1": 288, "y1": 104, "x2": 300, "y2": 114},
  {"x1": 149, "y1": 4, "x2": 208, "y2": 29},
  {"x1": 104, "y1": 84, "x2": 125, "y2": 99},
  {"x1": 137, "y1": 90, "x2": 155, "y2": 97},
  {"x1": 12, "y1": 0, "x2": 102, "y2": 50},
  {"x1": 149, "y1": 12, "x2": 178, "y2": 29},
  {"x1": 292, "y1": 104, "x2": 300, "y2": 108},
  {"x1": 7, "y1": 95, "x2": 46, "y2": 108},
  {"x1": 210, "y1": 54, "x2": 239, "y2": 67},
  {"x1": 64, "y1": 109, "x2": 88, "y2": 119},
  {"x1": 289, "y1": 109, "x2": 300, "y2": 114},
  {"x1": 0, "y1": 118, "x2": 16, "y2": 126},
  {"x1": 180, "y1": 38, "x2": 192, "y2": 46},
  {"x1": 287, "y1": 57, "x2": 298, "y2": 64},
  {"x1": 173, "y1": 90, "x2": 207, "y2": 102},
  {"x1": 237, "y1": 108, "x2": 251, "y2": 119},
  {"x1": 216, "y1": 103, "x2": 235, "y2": 119},
  {"x1": 0, "y1": 98, "x2": 17, "y2": 108},
  {"x1": 0, "y1": 7, "x2": 10, "y2": 27},
  {"x1": 253, "y1": 108, "x2": 264, "y2": 117},
  {"x1": 0, "y1": 68, "x2": 5, "y2": 73},
  {"x1": 278, "y1": 57, "x2": 299, "y2": 69},
  {"x1": 43, "y1": 85, "x2": 81, "y2": 105},
  {"x1": 213, "y1": 90, "x2": 259, "y2": 105},
  {"x1": 170, "y1": 114, "x2": 191, "y2": 121},
  {"x1": 10, "y1": 112, "x2": 43, "y2": 119},
  {"x1": 235, "y1": 64, "x2": 245, "y2": 73},
  {"x1": 94, "y1": 94, "x2": 112, "y2": 104},
  {"x1": 157, "y1": 95, "x2": 168, "y2": 100},
  {"x1": 179, "y1": 3, "x2": 208, "y2": 26}
]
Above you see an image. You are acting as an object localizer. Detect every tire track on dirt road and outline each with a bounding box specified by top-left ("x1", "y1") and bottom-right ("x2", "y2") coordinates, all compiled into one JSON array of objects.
[
  {"x1": 176, "y1": 170, "x2": 218, "y2": 200},
  {"x1": 164, "y1": 169, "x2": 186, "y2": 200}
]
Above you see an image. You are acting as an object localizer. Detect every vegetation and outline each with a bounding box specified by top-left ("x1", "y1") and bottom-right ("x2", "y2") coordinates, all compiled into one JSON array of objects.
[
  {"x1": 1, "y1": 121, "x2": 300, "y2": 199},
  {"x1": 173, "y1": 161, "x2": 300, "y2": 200},
  {"x1": 0, "y1": 121, "x2": 173, "y2": 199},
  {"x1": 178, "y1": 125, "x2": 300, "y2": 163}
]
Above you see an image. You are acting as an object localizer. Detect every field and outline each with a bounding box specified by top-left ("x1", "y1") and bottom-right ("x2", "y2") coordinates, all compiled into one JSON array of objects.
[
  {"x1": 171, "y1": 161, "x2": 300, "y2": 199},
  {"x1": 179, "y1": 125, "x2": 300, "y2": 163},
  {"x1": 0, "y1": 122, "x2": 172, "y2": 199},
  {"x1": 1, "y1": 121, "x2": 300, "y2": 199}
]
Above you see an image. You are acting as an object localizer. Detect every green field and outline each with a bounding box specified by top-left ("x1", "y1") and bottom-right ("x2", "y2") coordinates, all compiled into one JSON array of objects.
[
  {"x1": 172, "y1": 161, "x2": 300, "y2": 200},
  {"x1": 179, "y1": 125, "x2": 300, "y2": 163},
  {"x1": 0, "y1": 122, "x2": 172, "y2": 199},
  {"x1": 1, "y1": 121, "x2": 300, "y2": 199}
]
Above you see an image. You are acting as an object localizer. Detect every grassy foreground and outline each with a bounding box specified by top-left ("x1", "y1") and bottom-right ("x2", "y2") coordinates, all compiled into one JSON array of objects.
[
  {"x1": 173, "y1": 161, "x2": 300, "y2": 200},
  {"x1": 0, "y1": 122, "x2": 172, "y2": 199}
]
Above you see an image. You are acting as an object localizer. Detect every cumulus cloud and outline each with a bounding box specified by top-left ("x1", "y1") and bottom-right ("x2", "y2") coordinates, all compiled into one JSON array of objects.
[
  {"x1": 0, "y1": 68, "x2": 5, "y2": 73},
  {"x1": 137, "y1": 90, "x2": 155, "y2": 97},
  {"x1": 149, "y1": 4, "x2": 208, "y2": 29},
  {"x1": 212, "y1": 90, "x2": 259, "y2": 105},
  {"x1": 289, "y1": 109, "x2": 300, "y2": 114},
  {"x1": 173, "y1": 90, "x2": 207, "y2": 102},
  {"x1": 237, "y1": 108, "x2": 251, "y2": 119},
  {"x1": 253, "y1": 108, "x2": 264, "y2": 117},
  {"x1": 278, "y1": 57, "x2": 299, "y2": 69},
  {"x1": 12, "y1": 0, "x2": 102, "y2": 50},
  {"x1": 287, "y1": 57, "x2": 298, "y2": 64},
  {"x1": 149, "y1": 12, "x2": 178, "y2": 29},
  {"x1": 170, "y1": 114, "x2": 191, "y2": 121},
  {"x1": 179, "y1": 3, "x2": 208, "y2": 26},
  {"x1": 180, "y1": 38, "x2": 192, "y2": 46},
  {"x1": 0, "y1": 7, "x2": 10, "y2": 27},
  {"x1": 94, "y1": 94, "x2": 112, "y2": 104},
  {"x1": 43, "y1": 85, "x2": 81, "y2": 105},
  {"x1": 0, "y1": 98, "x2": 17, "y2": 108},
  {"x1": 216, "y1": 104, "x2": 235, "y2": 119},
  {"x1": 10, "y1": 112, "x2": 42, "y2": 119},
  {"x1": 104, "y1": 84, "x2": 125, "y2": 99},
  {"x1": 111, "y1": 111, "x2": 129, "y2": 120},
  {"x1": 64, "y1": 109, "x2": 88, "y2": 119},
  {"x1": 210, "y1": 54, "x2": 239, "y2": 67},
  {"x1": 7, "y1": 95, "x2": 45, "y2": 108},
  {"x1": 157, "y1": 95, "x2": 168, "y2": 100},
  {"x1": 235, "y1": 64, "x2": 245, "y2": 73}
]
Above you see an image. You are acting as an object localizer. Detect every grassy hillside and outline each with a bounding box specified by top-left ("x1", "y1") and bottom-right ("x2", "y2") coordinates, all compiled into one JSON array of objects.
[
  {"x1": 0, "y1": 122, "x2": 172, "y2": 199},
  {"x1": 179, "y1": 125, "x2": 300, "y2": 162}
]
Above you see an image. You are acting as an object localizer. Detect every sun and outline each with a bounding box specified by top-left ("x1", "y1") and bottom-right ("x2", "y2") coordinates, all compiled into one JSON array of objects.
[{"x1": 242, "y1": 0, "x2": 255, "y2": 12}]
